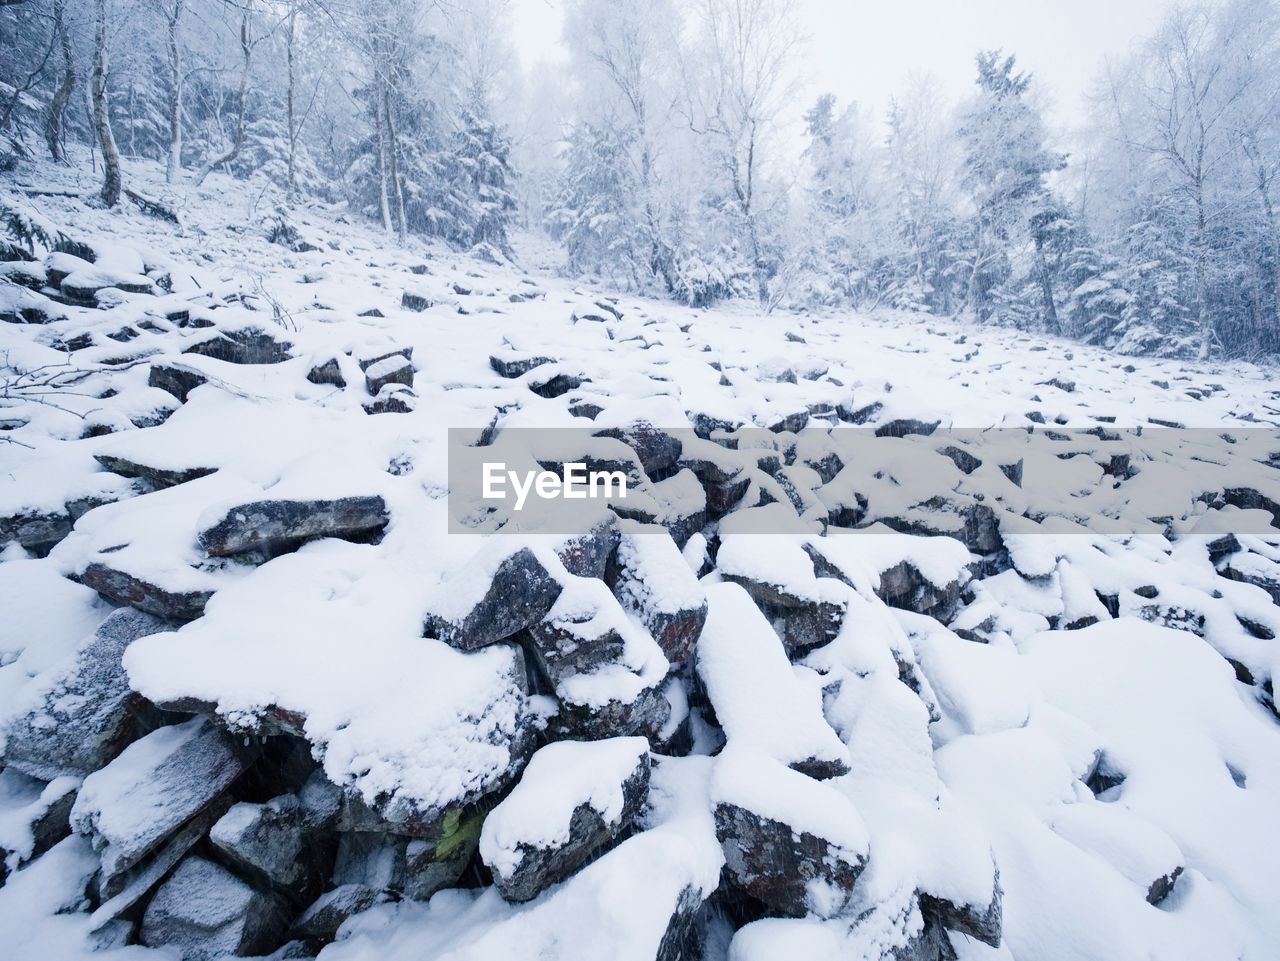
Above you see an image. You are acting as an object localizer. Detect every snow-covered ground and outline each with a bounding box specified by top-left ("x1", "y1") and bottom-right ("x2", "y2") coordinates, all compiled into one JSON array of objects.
[{"x1": 3, "y1": 156, "x2": 1280, "y2": 961}]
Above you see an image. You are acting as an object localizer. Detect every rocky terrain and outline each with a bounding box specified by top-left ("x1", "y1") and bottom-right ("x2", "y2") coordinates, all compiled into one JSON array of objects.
[{"x1": 3, "y1": 160, "x2": 1280, "y2": 961}]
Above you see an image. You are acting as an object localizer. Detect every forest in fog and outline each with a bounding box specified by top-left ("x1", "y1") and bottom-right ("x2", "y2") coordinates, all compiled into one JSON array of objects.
[{"x1": 2, "y1": 0, "x2": 1279, "y2": 359}]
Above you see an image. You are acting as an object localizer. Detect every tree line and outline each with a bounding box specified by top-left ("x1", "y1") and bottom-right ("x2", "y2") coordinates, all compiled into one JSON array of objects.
[{"x1": 2, "y1": 0, "x2": 1277, "y2": 359}]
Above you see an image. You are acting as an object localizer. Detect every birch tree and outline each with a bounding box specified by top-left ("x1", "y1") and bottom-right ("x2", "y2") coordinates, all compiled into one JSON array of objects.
[
  {"x1": 683, "y1": 0, "x2": 803, "y2": 304},
  {"x1": 91, "y1": 0, "x2": 122, "y2": 206}
]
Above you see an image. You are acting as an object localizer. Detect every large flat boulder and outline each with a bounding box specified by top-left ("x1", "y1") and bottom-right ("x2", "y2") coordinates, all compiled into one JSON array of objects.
[
  {"x1": 198, "y1": 496, "x2": 389, "y2": 558},
  {"x1": 79, "y1": 561, "x2": 213, "y2": 621},
  {"x1": 71, "y1": 717, "x2": 252, "y2": 896}
]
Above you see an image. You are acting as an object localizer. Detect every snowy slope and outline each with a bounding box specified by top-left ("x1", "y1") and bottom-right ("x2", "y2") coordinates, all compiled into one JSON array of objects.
[{"x1": 2, "y1": 156, "x2": 1280, "y2": 961}]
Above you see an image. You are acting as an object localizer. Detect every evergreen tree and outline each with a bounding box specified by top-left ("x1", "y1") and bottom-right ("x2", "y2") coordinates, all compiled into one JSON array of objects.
[
  {"x1": 551, "y1": 122, "x2": 641, "y2": 285},
  {"x1": 957, "y1": 51, "x2": 1067, "y2": 324}
]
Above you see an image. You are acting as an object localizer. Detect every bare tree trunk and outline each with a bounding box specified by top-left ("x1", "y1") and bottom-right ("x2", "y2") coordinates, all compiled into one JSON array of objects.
[
  {"x1": 285, "y1": 6, "x2": 296, "y2": 200},
  {"x1": 194, "y1": 4, "x2": 252, "y2": 186},
  {"x1": 91, "y1": 0, "x2": 122, "y2": 207},
  {"x1": 966, "y1": 222, "x2": 985, "y2": 319},
  {"x1": 45, "y1": 0, "x2": 75, "y2": 162},
  {"x1": 1193, "y1": 185, "x2": 1211, "y2": 360},
  {"x1": 1034, "y1": 242, "x2": 1060, "y2": 334},
  {"x1": 383, "y1": 91, "x2": 407, "y2": 245},
  {"x1": 730, "y1": 131, "x2": 767, "y2": 304},
  {"x1": 372, "y1": 79, "x2": 392, "y2": 235},
  {"x1": 127, "y1": 82, "x2": 137, "y2": 157},
  {"x1": 164, "y1": 0, "x2": 184, "y2": 183}
]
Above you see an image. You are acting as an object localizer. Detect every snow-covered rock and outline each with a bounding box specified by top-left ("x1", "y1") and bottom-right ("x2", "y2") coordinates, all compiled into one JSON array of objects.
[
  {"x1": 0, "y1": 770, "x2": 78, "y2": 881},
  {"x1": 70, "y1": 717, "x2": 250, "y2": 895},
  {"x1": 697, "y1": 581, "x2": 850, "y2": 778},
  {"x1": 609, "y1": 521, "x2": 707, "y2": 663},
  {"x1": 2, "y1": 608, "x2": 166, "y2": 780},
  {"x1": 198, "y1": 495, "x2": 389, "y2": 557},
  {"x1": 711, "y1": 748, "x2": 869, "y2": 918},
  {"x1": 424, "y1": 544, "x2": 567, "y2": 651},
  {"x1": 210, "y1": 795, "x2": 327, "y2": 893},
  {"x1": 480, "y1": 737, "x2": 650, "y2": 902}
]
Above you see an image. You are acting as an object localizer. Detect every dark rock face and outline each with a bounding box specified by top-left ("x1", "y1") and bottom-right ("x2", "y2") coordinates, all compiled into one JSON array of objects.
[
  {"x1": 875, "y1": 560, "x2": 965, "y2": 621},
  {"x1": 183, "y1": 327, "x2": 292, "y2": 364},
  {"x1": 3, "y1": 608, "x2": 168, "y2": 780},
  {"x1": 401, "y1": 291, "x2": 433, "y2": 311},
  {"x1": 0, "y1": 506, "x2": 74, "y2": 556},
  {"x1": 526, "y1": 603, "x2": 629, "y2": 685},
  {"x1": 198, "y1": 496, "x2": 389, "y2": 558},
  {"x1": 880, "y1": 497, "x2": 1003, "y2": 556},
  {"x1": 1146, "y1": 865, "x2": 1183, "y2": 905},
  {"x1": 654, "y1": 885, "x2": 707, "y2": 961},
  {"x1": 895, "y1": 909, "x2": 957, "y2": 961},
  {"x1": 552, "y1": 679, "x2": 672, "y2": 741},
  {"x1": 554, "y1": 516, "x2": 620, "y2": 579},
  {"x1": 609, "y1": 530, "x2": 707, "y2": 664},
  {"x1": 364, "y1": 354, "x2": 414, "y2": 395},
  {"x1": 1223, "y1": 487, "x2": 1280, "y2": 526},
  {"x1": 290, "y1": 884, "x2": 381, "y2": 942},
  {"x1": 714, "y1": 802, "x2": 866, "y2": 919},
  {"x1": 489, "y1": 754, "x2": 649, "y2": 903},
  {"x1": 0, "y1": 773, "x2": 78, "y2": 882},
  {"x1": 528, "y1": 370, "x2": 586, "y2": 398},
  {"x1": 920, "y1": 874, "x2": 1002, "y2": 948},
  {"x1": 141, "y1": 856, "x2": 289, "y2": 961},
  {"x1": 363, "y1": 384, "x2": 417, "y2": 414},
  {"x1": 148, "y1": 362, "x2": 210, "y2": 402},
  {"x1": 490, "y1": 351, "x2": 555, "y2": 378},
  {"x1": 306, "y1": 358, "x2": 346, "y2": 388},
  {"x1": 94, "y1": 453, "x2": 217, "y2": 489},
  {"x1": 424, "y1": 547, "x2": 565, "y2": 650},
  {"x1": 356, "y1": 346, "x2": 413, "y2": 371},
  {"x1": 210, "y1": 795, "x2": 329, "y2": 895},
  {"x1": 331, "y1": 810, "x2": 483, "y2": 901},
  {"x1": 1039, "y1": 376, "x2": 1077, "y2": 393},
  {"x1": 61, "y1": 272, "x2": 154, "y2": 304},
  {"x1": 779, "y1": 593, "x2": 847, "y2": 659},
  {"x1": 80, "y1": 561, "x2": 212, "y2": 621},
  {"x1": 1221, "y1": 558, "x2": 1280, "y2": 605},
  {"x1": 1136, "y1": 602, "x2": 1206, "y2": 637},
  {"x1": 594, "y1": 423, "x2": 683, "y2": 477},
  {"x1": 938, "y1": 445, "x2": 982, "y2": 475}
]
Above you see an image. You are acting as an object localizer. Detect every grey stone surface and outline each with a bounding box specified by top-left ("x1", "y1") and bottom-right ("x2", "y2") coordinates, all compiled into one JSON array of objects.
[
  {"x1": 141, "y1": 856, "x2": 288, "y2": 960},
  {"x1": 199, "y1": 496, "x2": 389, "y2": 558},
  {"x1": 3, "y1": 608, "x2": 168, "y2": 780}
]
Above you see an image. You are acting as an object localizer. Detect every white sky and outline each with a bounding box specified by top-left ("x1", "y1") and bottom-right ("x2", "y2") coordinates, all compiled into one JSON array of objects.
[{"x1": 508, "y1": 0, "x2": 1176, "y2": 138}]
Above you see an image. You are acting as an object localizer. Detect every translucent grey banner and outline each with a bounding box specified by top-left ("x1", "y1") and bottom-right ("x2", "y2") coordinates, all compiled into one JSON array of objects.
[{"x1": 445, "y1": 425, "x2": 1280, "y2": 541}]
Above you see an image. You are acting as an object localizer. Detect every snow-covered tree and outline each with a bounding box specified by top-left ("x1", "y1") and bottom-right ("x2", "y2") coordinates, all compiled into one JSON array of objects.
[
  {"x1": 956, "y1": 50, "x2": 1067, "y2": 325},
  {"x1": 551, "y1": 121, "x2": 641, "y2": 285},
  {"x1": 682, "y1": 0, "x2": 803, "y2": 305}
]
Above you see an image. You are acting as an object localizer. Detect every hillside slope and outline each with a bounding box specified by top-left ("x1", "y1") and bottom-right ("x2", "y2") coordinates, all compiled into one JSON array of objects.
[{"x1": 3, "y1": 159, "x2": 1280, "y2": 961}]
